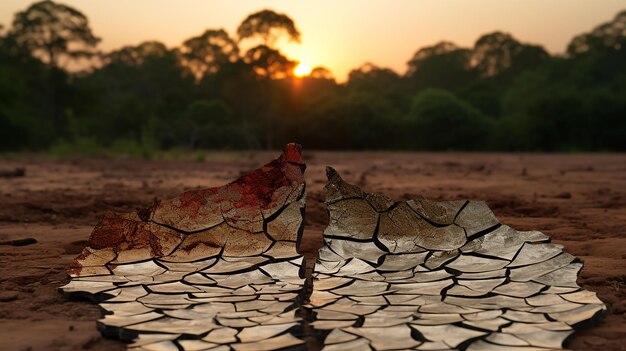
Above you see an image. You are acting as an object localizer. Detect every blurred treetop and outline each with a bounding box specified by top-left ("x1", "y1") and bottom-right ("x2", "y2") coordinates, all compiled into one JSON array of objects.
[{"x1": 9, "y1": 0, "x2": 99, "y2": 69}]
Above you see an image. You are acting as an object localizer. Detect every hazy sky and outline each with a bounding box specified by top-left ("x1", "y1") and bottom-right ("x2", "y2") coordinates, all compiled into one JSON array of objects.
[{"x1": 1, "y1": 0, "x2": 624, "y2": 81}]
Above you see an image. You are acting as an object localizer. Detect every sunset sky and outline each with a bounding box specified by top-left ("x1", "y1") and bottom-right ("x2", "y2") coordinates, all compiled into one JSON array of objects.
[{"x1": 1, "y1": 0, "x2": 624, "y2": 81}]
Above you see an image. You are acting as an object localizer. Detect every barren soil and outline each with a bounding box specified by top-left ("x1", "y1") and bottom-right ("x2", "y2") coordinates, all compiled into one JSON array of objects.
[{"x1": 0, "y1": 151, "x2": 624, "y2": 351}]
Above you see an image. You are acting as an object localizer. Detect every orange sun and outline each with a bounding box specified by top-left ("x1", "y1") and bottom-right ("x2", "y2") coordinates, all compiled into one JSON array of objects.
[{"x1": 294, "y1": 63, "x2": 312, "y2": 77}]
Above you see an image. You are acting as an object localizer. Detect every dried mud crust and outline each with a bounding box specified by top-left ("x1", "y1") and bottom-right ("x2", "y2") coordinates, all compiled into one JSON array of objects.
[
  {"x1": 309, "y1": 167, "x2": 605, "y2": 350},
  {"x1": 0, "y1": 152, "x2": 625, "y2": 350},
  {"x1": 59, "y1": 144, "x2": 309, "y2": 351}
]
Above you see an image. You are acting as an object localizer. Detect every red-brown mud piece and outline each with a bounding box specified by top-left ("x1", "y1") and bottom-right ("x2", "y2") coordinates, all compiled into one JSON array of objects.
[
  {"x1": 146, "y1": 143, "x2": 305, "y2": 233},
  {"x1": 72, "y1": 143, "x2": 306, "y2": 270}
]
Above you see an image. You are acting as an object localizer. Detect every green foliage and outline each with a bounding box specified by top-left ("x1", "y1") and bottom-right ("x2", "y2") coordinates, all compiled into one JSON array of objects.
[
  {"x1": 0, "y1": 109, "x2": 26, "y2": 151},
  {"x1": 0, "y1": 1, "x2": 625, "y2": 153},
  {"x1": 106, "y1": 41, "x2": 170, "y2": 67},
  {"x1": 295, "y1": 92, "x2": 401, "y2": 149},
  {"x1": 406, "y1": 42, "x2": 476, "y2": 91},
  {"x1": 155, "y1": 99, "x2": 251, "y2": 149},
  {"x1": 0, "y1": 64, "x2": 27, "y2": 150},
  {"x1": 567, "y1": 10, "x2": 626, "y2": 57},
  {"x1": 472, "y1": 32, "x2": 549, "y2": 78},
  {"x1": 49, "y1": 137, "x2": 103, "y2": 155},
  {"x1": 403, "y1": 89, "x2": 492, "y2": 150},
  {"x1": 457, "y1": 81, "x2": 501, "y2": 118}
]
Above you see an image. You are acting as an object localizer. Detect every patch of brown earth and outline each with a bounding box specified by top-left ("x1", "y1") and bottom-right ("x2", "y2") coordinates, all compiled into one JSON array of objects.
[{"x1": 0, "y1": 152, "x2": 624, "y2": 350}]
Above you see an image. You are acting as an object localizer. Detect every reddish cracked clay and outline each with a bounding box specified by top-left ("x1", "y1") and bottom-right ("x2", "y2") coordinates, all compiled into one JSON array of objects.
[{"x1": 71, "y1": 143, "x2": 306, "y2": 270}]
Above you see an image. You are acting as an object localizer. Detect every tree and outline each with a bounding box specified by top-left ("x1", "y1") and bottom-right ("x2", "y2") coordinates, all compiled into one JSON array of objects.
[
  {"x1": 297, "y1": 92, "x2": 399, "y2": 149},
  {"x1": 0, "y1": 62, "x2": 27, "y2": 150},
  {"x1": 0, "y1": 23, "x2": 56, "y2": 150},
  {"x1": 106, "y1": 41, "x2": 170, "y2": 66},
  {"x1": 235, "y1": 10, "x2": 301, "y2": 150},
  {"x1": 406, "y1": 41, "x2": 475, "y2": 91},
  {"x1": 9, "y1": 0, "x2": 100, "y2": 68},
  {"x1": 522, "y1": 93, "x2": 588, "y2": 151},
  {"x1": 180, "y1": 29, "x2": 239, "y2": 80},
  {"x1": 240, "y1": 45, "x2": 297, "y2": 149},
  {"x1": 237, "y1": 9, "x2": 300, "y2": 47},
  {"x1": 404, "y1": 89, "x2": 492, "y2": 150},
  {"x1": 471, "y1": 32, "x2": 549, "y2": 77},
  {"x1": 407, "y1": 41, "x2": 459, "y2": 75},
  {"x1": 243, "y1": 44, "x2": 296, "y2": 79},
  {"x1": 567, "y1": 10, "x2": 626, "y2": 56},
  {"x1": 155, "y1": 99, "x2": 248, "y2": 149},
  {"x1": 347, "y1": 63, "x2": 402, "y2": 92},
  {"x1": 74, "y1": 41, "x2": 193, "y2": 147},
  {"x1": 309, "y1": 66, "x2": 334, "y2": 80},
  {"x1": 6, "y1": 1, "x2": 100, "y2": 140},
  {"x1": 346, "y1": 63, "x2": 409, "y2": 110},
  {"x1": 457, "y1": 80, "x2": 502, "y2": 118}
]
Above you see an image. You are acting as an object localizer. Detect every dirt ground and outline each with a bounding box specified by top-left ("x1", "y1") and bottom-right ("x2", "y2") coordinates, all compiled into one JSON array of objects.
[{"x1": 0, "y1": 151, "x2": 624, "y2": 351}]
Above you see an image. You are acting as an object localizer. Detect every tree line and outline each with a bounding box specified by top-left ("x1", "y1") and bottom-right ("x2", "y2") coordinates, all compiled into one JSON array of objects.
[{"x1": 1, "y1": 1, "x2": 625, "y2": 152}]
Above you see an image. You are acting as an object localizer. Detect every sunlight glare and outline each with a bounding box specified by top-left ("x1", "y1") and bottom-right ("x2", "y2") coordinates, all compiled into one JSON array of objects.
[{"x1": 294, "y1": 62, "x2": 312, "y2": 77}]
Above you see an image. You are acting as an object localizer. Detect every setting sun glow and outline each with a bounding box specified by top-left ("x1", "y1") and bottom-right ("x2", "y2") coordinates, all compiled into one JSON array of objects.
[
  {"x1": 1, "y1": 1, "x2": 622, "y2": 81},
  {"x1": 294, "y1": 63, "x2": 312, "y2": 77}
]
